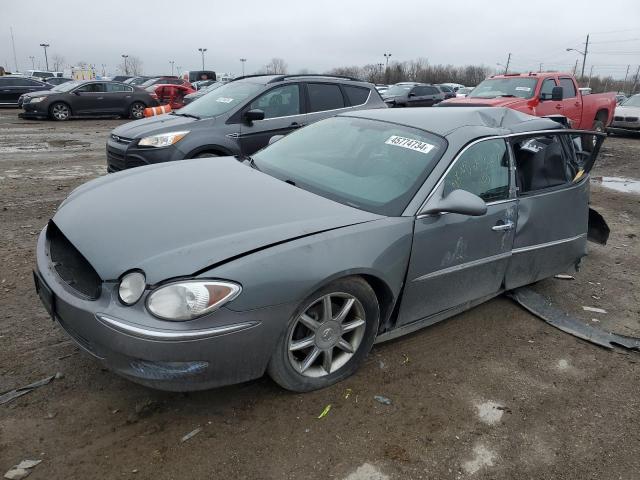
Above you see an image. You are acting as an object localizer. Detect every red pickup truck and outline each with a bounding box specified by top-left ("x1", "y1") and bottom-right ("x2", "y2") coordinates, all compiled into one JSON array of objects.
[{"x1": 440, "y1": 72, "x2": 616, "y2": 133}]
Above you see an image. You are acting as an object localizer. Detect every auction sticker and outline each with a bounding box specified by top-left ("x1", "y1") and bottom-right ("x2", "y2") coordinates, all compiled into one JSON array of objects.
[
  {"x1": 515, "y1": 86, "x2": 531, "y2": 92},
  {"x1": 385, "y1": 136, "x2": 435, "y2": 155},
  {"x1": 216, "y1": 97, "x2": 234, "y2": 103}
]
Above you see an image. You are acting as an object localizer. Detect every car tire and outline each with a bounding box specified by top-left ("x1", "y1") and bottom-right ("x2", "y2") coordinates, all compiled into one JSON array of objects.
[
  {"x1": 129, "y1": 102, "x2": 146, "y2": 120},
  {"x1": 194, "y1": 152, "x2": 219, "y2": 158},
  {"x1": 584, "y1": 119, "x2": 605, "y2": 152},
  {"x1": 49, "y1": 102, "x2": 71, "y2": 121},
  {"x1": 268, "y1": 276, "x2": 380, "y2": 392}
]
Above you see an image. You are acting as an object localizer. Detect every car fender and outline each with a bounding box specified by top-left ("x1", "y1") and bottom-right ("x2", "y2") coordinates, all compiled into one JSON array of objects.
[
  {"x1": 185, "y1": 143, "x2": 235, "y2": 158},
  {"x1": 201, "y1": 217, "x2": 415, "y2": 313}
]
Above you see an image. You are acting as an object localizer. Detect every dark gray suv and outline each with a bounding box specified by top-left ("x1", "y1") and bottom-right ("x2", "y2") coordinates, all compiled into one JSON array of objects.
[
  {"x1": 106, "y1": 74, "x2": 386, "y2": 172},
  {"x1": 381, "y1": 83, "x2": 445, "y2": 108}
]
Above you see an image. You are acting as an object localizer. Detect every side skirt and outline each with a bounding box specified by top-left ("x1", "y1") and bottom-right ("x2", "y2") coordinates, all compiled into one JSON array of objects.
[{"x1": 374, "y1": 290, "x2": 503, "y2": 344}]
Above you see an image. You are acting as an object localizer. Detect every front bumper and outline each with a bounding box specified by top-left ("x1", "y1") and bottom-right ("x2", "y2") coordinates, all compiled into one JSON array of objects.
[
  {"x1": 608, "y1": 120, "x2": 640, "y2": 133},
  {"x1": 106, "y1": 137, "x2": 185, "y2": 172},
  {"x1": 19, "y1": 103, "x2": 50, "y2": 119},
  {"x1": 35, "y1": 227, "x2": 292, "y2": 391}
]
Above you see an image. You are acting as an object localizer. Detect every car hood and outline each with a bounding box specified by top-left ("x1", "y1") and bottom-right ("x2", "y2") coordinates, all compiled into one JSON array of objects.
[
  {"x1": 615, "y1": 105, "x2": 640, "y2": 116},
  {"x1": 439, "y1": 96, "x2": 525, "y2": 107},
  {"x1": 24, "y1": 90, "x2": 55, "y2": 98},
  {"x1": 110, "y1": 113, "x2": 202, "y2": 138},
  {"x1": 52, "y1": 157, "x2": 382, "y2": 283}
]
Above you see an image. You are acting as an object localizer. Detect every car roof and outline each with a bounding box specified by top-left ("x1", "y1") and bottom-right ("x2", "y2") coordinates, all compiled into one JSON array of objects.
[
  {"x1": 232, "y1": 74, "x2": 371, "y2": 86},
  {"x1": 340, "y1": 107, "x2": 563, "y2": 137}
]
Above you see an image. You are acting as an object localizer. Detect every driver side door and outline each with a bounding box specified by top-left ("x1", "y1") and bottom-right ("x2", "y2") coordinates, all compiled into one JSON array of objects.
[
  {"x1": 236, "y1": 83, "x2": 306, "y2": 154},
  {"x1": 72, "y1": 82, "x2": 107, "y2": 115},
  {"x1": 397, "y1": 138, "x2": 517, "y2": 326}
]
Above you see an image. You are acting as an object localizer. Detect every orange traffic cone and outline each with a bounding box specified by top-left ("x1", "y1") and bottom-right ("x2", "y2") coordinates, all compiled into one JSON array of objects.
[{"x1": 144, "y1": 105, "x2": 173, "y2": 117}]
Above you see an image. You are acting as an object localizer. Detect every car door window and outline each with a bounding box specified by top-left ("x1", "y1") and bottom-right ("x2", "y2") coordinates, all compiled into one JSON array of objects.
[
  {"x1": 540, "y1": 79, "x2": 557, "y2": 100},
  {"x1": 343, "y1": 85, "x2": 370, "y2": 106},
  {"x1": 307, "y1": 83, "x2": 345, "y2": 112},
  {"x1": 559, "y1": 78, "x2": 576, "y2": 98},
  {"x1": 424, "y1": 86, "x2": 439, "y2": 95},
  {"x1": 249, "y1": 84, "x2": 300, "y2": 119},
  {"x1": 76, "y1": 83, "x2": 105, "y2": 93},
  {"x1": 443, "y1": 139, "x2": 510, "y2": 202},
  {"x1": 512, "y1": 134, "x2": 572, "y2": 193},
  {"x1": 106, "y1": 83, "x2": 133, "y2": 92},
  {"x1": 412, "y1": 87, "x2": 427, "y2": 96}
]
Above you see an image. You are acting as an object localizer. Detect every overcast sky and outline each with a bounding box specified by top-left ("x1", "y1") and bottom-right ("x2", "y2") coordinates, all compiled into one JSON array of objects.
[{"x1": 2, "y1": 0, "x2": 640, "y2": 79}]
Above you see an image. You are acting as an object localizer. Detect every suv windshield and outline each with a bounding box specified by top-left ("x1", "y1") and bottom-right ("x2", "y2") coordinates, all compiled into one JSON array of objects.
[
  {"x1": 383, "y1": 85, "x2": 413, "y2": 97},
  {"x1": 179, "y1": 81, "x2": 263, "y2": 118},
  {"x1": 469, "y1": 78, "x2": 538, "y2": 99},
  {"x1": 253, "y1": 116, "x2": 446, "y2": 216},
  {"x1": 622, "y1": 95, "x2": 640, "y2": 107}
]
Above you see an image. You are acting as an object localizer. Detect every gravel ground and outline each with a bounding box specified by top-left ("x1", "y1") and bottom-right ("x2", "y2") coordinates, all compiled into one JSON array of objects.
[{"x1": 0, "y1": 110, "x2": 639, "y2": 480}]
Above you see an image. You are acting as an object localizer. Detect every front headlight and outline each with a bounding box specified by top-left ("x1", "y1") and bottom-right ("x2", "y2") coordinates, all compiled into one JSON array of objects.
[
  {"x1": 119, "y1": 271, "x2": 146, "y2": 305},
  {"x1": 30, "y1": 97, "x2": 45, "y2": 104},
  {"x1": 146, "y1": 280, "x2": 241, "y2": 321},
  {"x1": 138, "y1": 131, "x2": 189, "y2": 148}
]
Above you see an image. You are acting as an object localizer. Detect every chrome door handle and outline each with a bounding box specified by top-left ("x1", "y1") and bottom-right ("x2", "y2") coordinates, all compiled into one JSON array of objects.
[
  {"x1": 290, "y1": 122, "x2": 306, "y2": 128},
  {"x1": 492, "y1": 221, "x2": 514, "y2": 231},
  {"x1": 97, "y1": 96, "x2": 104, "y2": 100}
]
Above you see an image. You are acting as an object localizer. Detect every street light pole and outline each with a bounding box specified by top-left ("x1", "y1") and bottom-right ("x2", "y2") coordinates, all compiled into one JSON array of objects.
[
  {"x1": 39, "y1": 43, "x2": 50, "y2": 71},
  {"x1": 566, "y1": 34, "x2": 589, "y2": 81},
  {"x1": 198, "y1": 48, "x2": 207, "y2": 70},
  {"x1": 504, "y1": 53, "x2": 511, "y2": 74},
  {"x1": 240, "y1": 58, "x2": 246, "y2": 77},
  {"x1": 121, "y1": 54, "x2": 129, "y2": 75},
  {"x1": 169, "y1": 60, "x2": 175, "y2": 76},
  {"x1": 29, "y1": 56, "x2": 35, "y2": 69},
  {"x1": 383, "y1": 53, "x2": 392, "y2": 83}
]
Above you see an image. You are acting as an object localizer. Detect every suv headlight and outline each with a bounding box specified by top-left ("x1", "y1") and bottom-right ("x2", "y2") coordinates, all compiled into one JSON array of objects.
[
  {"x1": 30, "y1": 97, "x2": 45, "y2": 104},
  {"x1": 146, "y1": 280, "x2": 241, "y2": 321},
  {"x1": 138, "y1": 131, "x2": 189, "y2": 148}
]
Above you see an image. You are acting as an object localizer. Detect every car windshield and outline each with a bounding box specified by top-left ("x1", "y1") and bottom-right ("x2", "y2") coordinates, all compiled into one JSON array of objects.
[
  {"x1": 621, "y1": 95, "x2": 640, "y2": 107},
  {"x1": 384, "y1": 85, "x2": 413, "y2": 96},
  {"x1": 179, "y1": 81, "x2": 263, "y2": 118},
  {"x1": 52, "y1": 81, "x2": 82, "y2": 92},
  {"x1": 253, "y1": 116, "x2": 446, "y2": 216},
  {"x1": 140, "y1": 78, "x2": 159, "y2": 88},
  {"x1": 459, "y1": 87, "x2": 473, "y2": 94},
  {"x1": 469, "y1": 78, "x2": 538, "y2": 99},
  {"x1": 201, "y1": 81, "x2": 225, "y2": 94}
]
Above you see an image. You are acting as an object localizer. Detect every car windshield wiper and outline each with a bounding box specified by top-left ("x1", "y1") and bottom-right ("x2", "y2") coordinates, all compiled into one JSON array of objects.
[
  {"x1": 496, "y1": 94, "x2": 516, "y2": 98},
  {"x1": 171, "y1": 112, "x2": 201, "y2": 120}
]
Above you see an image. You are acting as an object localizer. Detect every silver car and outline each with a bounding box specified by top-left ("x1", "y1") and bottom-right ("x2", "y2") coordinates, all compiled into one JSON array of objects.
[
  {"x1": 609, "y1": 94, "x2": 640, "y2": 134},
  {"x1": 34, "y1": 107, "x2": 604, "y2": 392}
]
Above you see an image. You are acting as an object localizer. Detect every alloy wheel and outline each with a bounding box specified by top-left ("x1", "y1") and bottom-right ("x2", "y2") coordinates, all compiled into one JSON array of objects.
[
  {"x1": 287, "y1": 293, "x2": 366, "y2": 377},
  {"x1": 131, "y1": 103, "x2": 145, "y2": 119},
  {"x1": 52, "y1": 104, "x2": 69, "y2": 120}
]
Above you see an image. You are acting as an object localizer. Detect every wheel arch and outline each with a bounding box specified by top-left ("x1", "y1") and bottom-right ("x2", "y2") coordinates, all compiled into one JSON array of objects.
[
  {"x1": 594, "y1": 108, "x2": 609, "y2": 124},
  {"x1": 49, "y1": 100, "x2": 72, "y2": 116},
  {"x1": 186, "y1": 144, "x2": 235, "y2": 158}
]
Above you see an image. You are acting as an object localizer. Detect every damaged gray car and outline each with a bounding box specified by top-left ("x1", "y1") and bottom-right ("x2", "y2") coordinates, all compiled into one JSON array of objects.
[{"x1": 34, "y1": 107, "x2": 605, "y2": 392}]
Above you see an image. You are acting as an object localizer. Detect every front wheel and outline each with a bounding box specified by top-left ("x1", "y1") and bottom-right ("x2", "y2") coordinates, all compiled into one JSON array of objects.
[
  {"x1": 49, "y1": 102, "x2": 70, "y2": 121},
  {"x1": 129, "y1": 102, "x2": 146, "y2": 120},
  {"x1": 268, "y1": 277, "x2": 379, "y2": 392},
  {"x1": 584, "y1": 119, "x2": 605, "y2": 152}
]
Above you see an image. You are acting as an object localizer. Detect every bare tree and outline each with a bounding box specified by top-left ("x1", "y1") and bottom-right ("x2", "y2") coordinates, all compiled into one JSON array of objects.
[
  {"x1": 263, "y1": 58, "x2": 288, "y2": 74},
  {"x1": 117, "y1": 55, "x2": 143, "y2": 75},
  {"x1": 51, "y1": 54, "x2": 65, "y2": 72}
]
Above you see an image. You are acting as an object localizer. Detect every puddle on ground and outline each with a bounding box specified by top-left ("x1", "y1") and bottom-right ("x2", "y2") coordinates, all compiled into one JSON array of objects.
[{"x1": 591, "y1": 176, "x2": 640, "y2": 195}]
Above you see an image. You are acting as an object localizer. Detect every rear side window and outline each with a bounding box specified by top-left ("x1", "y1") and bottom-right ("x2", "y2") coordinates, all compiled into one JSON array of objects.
[
  {"x1": 512, "y1": 134, "x2": 573, "y2": 193},
  {"x1": 307, "y1": 83, "x2": 345, "y2": 112},
  {"x1": 559, "y1": 78, "x2": 576, "y2": 98},
  {"x1": 443, "y1": 139, "x2": 510, "y2": 202},
  {"x1": 106, "y1": 83, "x2": 133, "y2": 92},
  {"x1": 343, "y1": 85, "x2": 370, "y2": 106}
]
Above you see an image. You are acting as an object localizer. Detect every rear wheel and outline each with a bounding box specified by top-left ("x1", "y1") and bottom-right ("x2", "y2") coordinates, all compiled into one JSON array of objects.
[
  {"x1": 129, "y1": 102, "x2": 146, "y2": 120},
  {"x1": 49, "y1": 102, "x2": 70, "y2": 121},
  {"x1": 584, "y1": 119, "x2": 605, "y2": 152},
  {"x1": 268, "y1": 277, "x2": 379, "y2": 392}
]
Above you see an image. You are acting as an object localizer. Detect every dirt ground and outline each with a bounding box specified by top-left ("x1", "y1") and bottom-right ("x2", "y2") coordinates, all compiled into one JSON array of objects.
[{"x1": 0, "y1": 110, "x2": 639, "y2": 480}]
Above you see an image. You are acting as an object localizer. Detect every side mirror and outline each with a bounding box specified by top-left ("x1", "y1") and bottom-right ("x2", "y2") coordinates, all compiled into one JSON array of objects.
[
  {"x1": 244, "y1": 109, "x2": 265, "y2": 124},
  {"x1": 73, "y1": 90, "x2": 81, "y2": 95},
  {"x1": 268, "y1": 135, "x2": 284, "y2": 145},
  {"x1": 420, "y1": 189, "x2": 487, "y2": 217},
  {"x1": 551, "y1": 86, "x2": 563, "y2": 101},
  {"x1": 408, "y1": 92, "x2": 416, "y2": 98}
]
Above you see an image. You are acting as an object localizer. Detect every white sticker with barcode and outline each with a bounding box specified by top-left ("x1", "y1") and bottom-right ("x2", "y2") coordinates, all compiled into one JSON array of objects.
[
  {"x1": 385, "y1": 136, "x2": 435, "y2": 155},
  {"x1": 216, "y1": 97, "x2": 234, "y2": 103},
  {"x1": 515, "y1": 86, "x2": 531, "y2": 92}
]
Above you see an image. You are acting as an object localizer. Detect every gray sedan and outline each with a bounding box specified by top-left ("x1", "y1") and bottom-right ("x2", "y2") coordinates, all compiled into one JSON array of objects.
[{"x1": 34, "y1": 107, "x2": 604, "y2": 392}]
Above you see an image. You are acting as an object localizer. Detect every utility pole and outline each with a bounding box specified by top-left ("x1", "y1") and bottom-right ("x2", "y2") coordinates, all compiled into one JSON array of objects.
[
  {"x1": 504, "y1": 53, "x2": 511, "y2": 74},
  {"x1": 39, "y1": 43, "x2": 50, "y2": 71},
  {"x1": 29, "y1": 56, "x2": 35, "y2": 69},
  {"x1": 101, "y1": 64, "x2": 106, "y2": 76},
  {"x1": 10, "y1": 27, "x2": 18, "y2": 72},
  {"x1": 581, "y1": 34, "x2": 589, "y2": 79},
  {"x1": 622, "y1": 64, "x2": 630, "y2": 93},
  {"x1": 198, "y1": 48, "x2": 207, "y2": 70},
  {"x1": 539, "y1": 63, "x2": 543, "y2": 73},
  {"x1": 169, "y1": 60, "x2": 175, "y2": 76},
  {"x1": 587, "y1": 65, "x2": 594, "y2": 88},
  {"x1": 240, "y1": 58, "x2": 246, "y2": 77},
  {"x1": 572, "y1": 59, "x2": 579, "y2": 76},
  {"x1": 377, "y1": 62, "x2": 384, "y2": 83},
  {"x1": 121, "y1": 54, "x2": 129, "y2": 75},
  {"x1": 632, "y1": 65, "x2": 640, "y2": 94}
]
